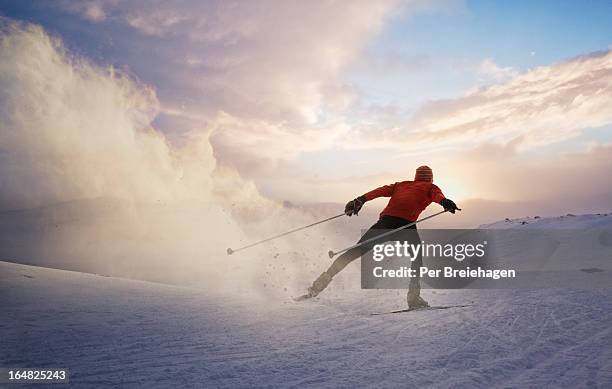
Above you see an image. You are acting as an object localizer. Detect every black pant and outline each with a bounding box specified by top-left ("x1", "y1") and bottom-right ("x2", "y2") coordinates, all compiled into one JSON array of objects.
[{"x1": 326, "y1": 215, "x2": 423, "y2": 284}]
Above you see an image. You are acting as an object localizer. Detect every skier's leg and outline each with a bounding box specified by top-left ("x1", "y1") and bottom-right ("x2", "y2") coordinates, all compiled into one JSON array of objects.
[
  {"x1": 297, "y1": 248, "x2": 359, "y2": 300},
  {"x1": 327, "y1": 246, "x2": 364, "y2": 277},
  {"x1": 300, "y1": 222, "x2": 388, "y2": 299},
  {"x1": 407, "y1": 253, "x2": 428, "y2": 308},
  {"x1": 406, "y1": 227, "x2": 429, "y2": 308}
]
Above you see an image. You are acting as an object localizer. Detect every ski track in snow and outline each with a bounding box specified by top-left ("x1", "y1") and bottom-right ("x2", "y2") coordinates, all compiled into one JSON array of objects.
[{"x1": 2, "y1": 262, "x2": 611, "y2": 388}]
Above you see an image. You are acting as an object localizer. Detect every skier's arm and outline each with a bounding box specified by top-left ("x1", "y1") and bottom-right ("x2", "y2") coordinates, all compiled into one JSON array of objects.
[
  {"x1": 345, "y1": 183, "x2": 396, "y2": 216},
  {"x1": 363, "y1": 183, "x2": 397, "y2": 201},
  {"x1": 430, "y1": 185, "x2": 445, "y2": 204}
]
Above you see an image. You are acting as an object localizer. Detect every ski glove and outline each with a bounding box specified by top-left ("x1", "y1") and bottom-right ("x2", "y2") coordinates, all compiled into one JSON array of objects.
[
  {"x1": 345, "y1": 195, "x2": 367, "y2": 216},
  {"x1": 440, "y1": 198, "x2": 459, "y2": 214}
]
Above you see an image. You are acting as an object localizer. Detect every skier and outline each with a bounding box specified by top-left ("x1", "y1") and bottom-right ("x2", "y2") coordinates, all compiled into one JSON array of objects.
[{"x1": 298, "y1": 166, "x2": 459, "y2": 308}]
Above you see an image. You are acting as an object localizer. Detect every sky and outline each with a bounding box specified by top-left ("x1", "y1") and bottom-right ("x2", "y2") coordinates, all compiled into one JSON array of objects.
[{"x1": 1, "y1": 0, "x2": 611, "y2": 224}]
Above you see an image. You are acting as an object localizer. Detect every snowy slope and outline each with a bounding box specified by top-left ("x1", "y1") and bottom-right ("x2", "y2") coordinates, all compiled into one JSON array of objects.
[
  {"x1": 475, "y1": 213, "x2": 612, "y2": 285},
  {"x1": 480, "y1": 212, "x2": 612, "y2": 229},
  {"x1": 2, "y1": 269, "x2": 611, "y2": 387},
  {"x1": 2, "y1": 214, "x2": 612, "y2": 388}
]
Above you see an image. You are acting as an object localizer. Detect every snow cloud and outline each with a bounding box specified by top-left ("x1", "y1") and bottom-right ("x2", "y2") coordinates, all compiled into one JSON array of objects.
[
  {"x1": 0, "y1": 19, "x2": 338, "y2": 296},
  {"x1": 0, "y1": 19, "x2": 207, "y2": 209}
]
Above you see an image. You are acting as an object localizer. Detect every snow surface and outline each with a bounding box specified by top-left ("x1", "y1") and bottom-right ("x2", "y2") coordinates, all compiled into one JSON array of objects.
[
  {"x1": 480, "y1": 212, "x2": 612, "y2": 229},
  {"x1": 2, "y1": 214, "x2": 612, "y2": 388}
]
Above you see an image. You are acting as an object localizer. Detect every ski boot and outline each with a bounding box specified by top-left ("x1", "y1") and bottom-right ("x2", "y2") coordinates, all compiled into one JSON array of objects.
[
  {"x1": 295, "y1": 271, "x2": 333, "y2": 301},
  {"x1": 407, "y1": 286, "x2": 429, "y2": 309},
  {"x1": 407, "y1": 295, "x2": 430, "y2": 309}
]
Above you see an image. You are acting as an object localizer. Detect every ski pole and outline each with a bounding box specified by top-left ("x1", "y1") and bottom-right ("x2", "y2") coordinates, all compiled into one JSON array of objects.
[
  {"x1": 227, "y1": 212, "x2": 346, "y2": 255},
  {"x1": 327, "y1": 209, "x2": 459, "y2": 259}
]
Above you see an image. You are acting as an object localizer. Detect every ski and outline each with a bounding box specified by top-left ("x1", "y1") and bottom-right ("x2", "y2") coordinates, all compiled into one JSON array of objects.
[{"x1": 371, "y1": 304, "x2": 473, "y2": 315}]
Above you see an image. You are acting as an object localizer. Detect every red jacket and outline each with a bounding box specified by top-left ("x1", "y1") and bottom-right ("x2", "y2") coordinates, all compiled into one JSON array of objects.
[{"x1": 363, "y1": 181, "x2": 445, "y2": 222}]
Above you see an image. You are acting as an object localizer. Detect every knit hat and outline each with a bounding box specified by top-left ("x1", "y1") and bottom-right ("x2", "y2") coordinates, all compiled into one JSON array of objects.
[{"x1": 414, "y1": 165, "x2": 433, "y2": 182}]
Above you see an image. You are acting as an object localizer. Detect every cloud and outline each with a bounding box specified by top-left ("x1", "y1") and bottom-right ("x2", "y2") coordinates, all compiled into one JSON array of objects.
[
  {"x1": 125, "y1": 9, "x2": 190, "y2": 36},
  {"x1": 43, "y1": 0, "x2": 410, "y2": 179},
  {"x1": 208, "y1": 114, "x2": 350, "y2": 179},
  {"x1": 350, "y1": 50, "x2": 612, "y2": 157},
  {"x1": 0, "y1": 0, "x2": 405, "y2": 205},
  {"x1": 477, "y1": 58, "x2": 517, "y2": 81},
  {"x1": 61, "y1": 0, "x2": 114, "y2": 22},
  {"x1": 64, "y1": 0, "x2": 399, "y2": 125},
  {"x1": 404, "y1": 50, "x2": 612, "y2": 151}
]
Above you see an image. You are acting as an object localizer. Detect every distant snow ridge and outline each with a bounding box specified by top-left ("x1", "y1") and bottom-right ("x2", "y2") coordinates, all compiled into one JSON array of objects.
[
  {"x1": 480, "y1": 212, "x2": 612, "y2": 229},
  {"x1": 474, "y1": 213, "x2": 612, "y2": 282}
]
